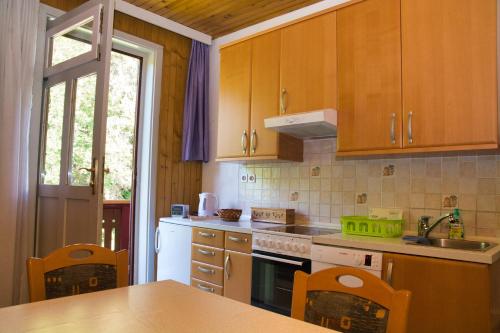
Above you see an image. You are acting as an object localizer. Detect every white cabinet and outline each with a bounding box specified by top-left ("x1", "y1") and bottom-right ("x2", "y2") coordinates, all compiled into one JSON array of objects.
[{"x1": 156, "y1": 221, "x2": 192, "y2": 285}]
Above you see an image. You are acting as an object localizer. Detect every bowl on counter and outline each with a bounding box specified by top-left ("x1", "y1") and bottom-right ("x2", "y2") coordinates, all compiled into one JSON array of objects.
[{"x1": 217, "y1": 209, "x2": 242, "y2": 222}]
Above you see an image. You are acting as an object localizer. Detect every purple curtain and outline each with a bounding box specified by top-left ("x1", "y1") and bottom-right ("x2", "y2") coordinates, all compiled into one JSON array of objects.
[{"x1": 182, "y1": 40, "x2": 209, "y2": 162}]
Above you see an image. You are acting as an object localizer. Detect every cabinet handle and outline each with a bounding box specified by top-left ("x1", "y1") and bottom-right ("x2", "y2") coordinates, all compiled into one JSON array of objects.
[
  {"x1": 280, "y1": 88, "x2": 288, "y2": 114},
  {"x1": 197, "y1": 284, "x2": 215, "y2": 293},
  {"x1": 390, "y1": 113, "x2": 396, "y2": 145},
  {"x1": 408, "y1": 111, "x2": 413, "y2": 144},
  {"x1": 224, "y1": 253, "x2": 231, "y2": 280},
  {"x1": 198, "y1": 231, "x2": 216, "y2": 238},
  {"x1": 228, "y1": 235, "x2": 248, "y2": 243},
  {"x1": 386, "y1": 259, "x2": 394, "y2": 286},
  {"x1": 250, "y1": 129, "x2": 257, "y2": 154},
  {"x1": 241, "y1": 130, "x2": 248, "y2": 154},
  {"x1": 197, "y1": 266, "x2": 215, "y2": 275},
  {"x1": 198, "y1": 248, "x2": 215, "y2": 256}
]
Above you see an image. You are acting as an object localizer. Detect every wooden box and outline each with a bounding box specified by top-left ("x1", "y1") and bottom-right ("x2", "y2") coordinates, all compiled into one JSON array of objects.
[{"x1": 251, "y1": 208, "x2": 294, "y2": 224}]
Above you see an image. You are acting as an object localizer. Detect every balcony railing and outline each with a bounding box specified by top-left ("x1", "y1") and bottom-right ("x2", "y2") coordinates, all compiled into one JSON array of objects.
[{"x1": 101, "y1": 200, "x2": 130, "y2": 251}]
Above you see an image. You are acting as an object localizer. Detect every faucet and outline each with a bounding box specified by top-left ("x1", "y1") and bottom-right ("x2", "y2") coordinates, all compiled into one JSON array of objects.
[{"x1": 418, "y1": 213, "x2": 452, "y2": 238}]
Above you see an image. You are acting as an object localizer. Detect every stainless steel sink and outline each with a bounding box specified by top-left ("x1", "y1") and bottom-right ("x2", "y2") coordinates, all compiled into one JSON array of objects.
[{"x1": 407, "y1": 238, "x2": 496, "y2": 252}]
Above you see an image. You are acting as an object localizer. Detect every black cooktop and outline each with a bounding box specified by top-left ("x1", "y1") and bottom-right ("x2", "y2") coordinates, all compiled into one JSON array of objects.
[{"x1": 262, "y1": 225, "x2": 340, "y2": 236}]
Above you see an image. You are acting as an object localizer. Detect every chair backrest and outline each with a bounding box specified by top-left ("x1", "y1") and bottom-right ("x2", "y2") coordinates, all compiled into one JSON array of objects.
[
  {"x1": 291, "y1": 267, "x2": 411, "y2": 333},
  {"x1": 27, "y1": 243, "x2": 128, "y2": 302}
]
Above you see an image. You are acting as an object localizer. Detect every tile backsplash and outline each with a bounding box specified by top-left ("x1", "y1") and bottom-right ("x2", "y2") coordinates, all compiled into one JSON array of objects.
[{"x1": 237, "y1": 138, "x2": 500, "y2": 237}]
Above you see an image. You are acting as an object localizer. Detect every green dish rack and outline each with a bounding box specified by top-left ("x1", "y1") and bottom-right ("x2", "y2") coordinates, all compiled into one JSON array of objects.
[{"x1": 340, "y1": 216, "x2": 404, "y2": 238}]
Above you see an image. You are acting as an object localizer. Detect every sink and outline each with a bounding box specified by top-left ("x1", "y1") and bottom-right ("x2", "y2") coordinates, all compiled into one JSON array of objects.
[{"x1": 407, "y1": 238, "x2": 496, "y2": 252}]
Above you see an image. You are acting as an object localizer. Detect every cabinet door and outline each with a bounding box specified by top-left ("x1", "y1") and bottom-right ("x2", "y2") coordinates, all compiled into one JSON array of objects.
[
  {"x1": 337, "y1": 0, "x2": 402, "y2": 153},
  {"x1": 280, "y1": 11, "x2": 337, "y2": 114},
  {"x1": 224, "y1": 250, "x2": 252, "y2": 304},
  {"x1": 382, "y1": 253, "x2": 490, "y2": 333},
  {"x1": 217, "y1": 41, "x2": 251, "y2": 159},
  {"x1": 250, "y1": 30, "x2": 281, "y2": 157},
  {"x1": 401, "y1": 0, "x2": 497, "y2": 149}
]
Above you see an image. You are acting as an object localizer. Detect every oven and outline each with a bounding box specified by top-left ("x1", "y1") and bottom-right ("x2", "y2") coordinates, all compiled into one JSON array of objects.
[{"x1": 251, "y1": 250, "x2": 311, "y2": 316}]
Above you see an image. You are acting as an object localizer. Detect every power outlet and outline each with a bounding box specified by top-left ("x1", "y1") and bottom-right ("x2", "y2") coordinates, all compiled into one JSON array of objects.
[
  {"x1": 240, "y1": 173, "x2": 248, "y2": 183},
  {"x1": 248, "y1": 173, "x2": 256, "y2": 183}
]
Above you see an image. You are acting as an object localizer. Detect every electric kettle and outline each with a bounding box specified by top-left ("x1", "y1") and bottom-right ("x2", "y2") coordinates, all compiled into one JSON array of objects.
[{"x1": 198, "y1": 193, "x2": 218, "y2": 217}]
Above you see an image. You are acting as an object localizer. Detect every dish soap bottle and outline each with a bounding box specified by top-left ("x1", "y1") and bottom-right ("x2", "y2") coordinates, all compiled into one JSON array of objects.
[{"x1": 448, "y1": 208, "x2": 464, "y2": 240}]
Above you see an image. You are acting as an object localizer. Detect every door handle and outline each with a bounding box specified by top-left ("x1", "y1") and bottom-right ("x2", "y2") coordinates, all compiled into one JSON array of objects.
[
  {"x1": 408, "y1": 112, "x2": 413, "y2": 144},
  {"x1": 154, "y1": 227, "x2": 161, "y2": 254},
  {"x1": 390, "y1": 113, "x2": 396, "y2": 144},
  {"x1": 280, "y1": 88, "x2": 288, "y2": 114},
  {"x1": 250, "y1": 129, "x2": 257, "y2": 154},
  {"x1": 241, "y1": 130, "x2": 248, "y2": 154},
  {"x1": 386, "y1": 259, "x2": 394, "y2": 286},
  {"x1": 224, "y1": 253, "x2": 231, "y2": 280},
  {"x1": 78, "y1": 157, "x2": 98, "y2": 194}
]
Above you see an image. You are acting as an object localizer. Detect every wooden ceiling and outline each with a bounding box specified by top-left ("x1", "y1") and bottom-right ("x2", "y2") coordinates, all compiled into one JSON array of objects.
[{"x1": 124, "y1": 0, "x2": 324, "y2": 38}]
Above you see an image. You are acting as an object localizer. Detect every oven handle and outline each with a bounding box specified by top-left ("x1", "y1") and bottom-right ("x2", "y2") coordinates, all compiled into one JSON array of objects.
[{"x1": 252, "y1": 253, "x2": 304, "y2": 266}]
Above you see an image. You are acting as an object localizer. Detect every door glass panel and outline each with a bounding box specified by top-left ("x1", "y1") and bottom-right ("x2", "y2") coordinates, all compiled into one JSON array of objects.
[
  {"x1": 50, "y1": 18, "x2": 94, "y2": 67},
  {"x1": 69, "y1": 73, "x2": 97, "y2": 186},
  {"x1": 104, "y1": 51, "x2": 141, "y2": 200},
  {"x1": 41, "y1": 82, "x2": 66, "y2": 185}
]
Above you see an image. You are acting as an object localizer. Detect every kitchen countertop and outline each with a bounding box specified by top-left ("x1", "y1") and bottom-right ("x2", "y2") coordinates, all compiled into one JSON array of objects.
[
  {"x1": 0, "y1": 280, "x2": 332, "y2": 333},
  {"x1": 312, "y1": 233, "x2": 500, "y2": 264},
  {"x1": 159, "y1": 216, "x2": 273, "y2": 234}
]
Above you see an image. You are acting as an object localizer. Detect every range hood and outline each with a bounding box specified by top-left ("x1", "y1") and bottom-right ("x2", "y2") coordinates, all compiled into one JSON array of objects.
[{"x1": 264, "y1": 109, "x2": 337, "y2": 139}]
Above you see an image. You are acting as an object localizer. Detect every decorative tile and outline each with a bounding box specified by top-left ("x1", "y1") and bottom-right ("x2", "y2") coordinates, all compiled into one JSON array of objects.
[
  {"x1": 311, "y1": 165, "x2": 321, "y2": 178},
  {"x1": 442, "y1": 194, "x2": 458, "y2": 208},
  {"x1": 289, "y1": 191, "x2": 299, "y2": 202},
  {"x1": 356, "y1": 193, "x2": 368, "y2": 205},
  {"x1": 383, "y1": 164, "x2": 395, "y2": 176}
]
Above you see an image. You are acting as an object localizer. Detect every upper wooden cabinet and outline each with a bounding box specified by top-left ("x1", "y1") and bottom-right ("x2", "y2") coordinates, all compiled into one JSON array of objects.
[
  {"x1": 280, "y1": 11, "x2": 337, "y2": 114},
  {"x1": 401, "y1": 0, "x2": 498, "y2": 150},
  {"x1": 337, "y1": 0, "x2": 402, "y2": 153},
  {"x1": 217, "y1": 31, "x2": 303, "y2": 161},
  {"x1": 217, "y1": 40, "x2": 252, "y2": 159}
]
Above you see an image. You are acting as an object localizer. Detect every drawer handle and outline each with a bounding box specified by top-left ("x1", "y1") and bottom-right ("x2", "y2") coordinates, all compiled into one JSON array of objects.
[
  {"x1": 198, "y1": 231, "x2": 216, "y2": 238},
  {"x1": 197, "y1": 266, "x2": 215, "y2": 275},
  {"x1": 197, "y1": 284, "x2": 215, "y2": 293},
  {"x1": 228, "y1": 236, "x2": 248, "y2": 243},
  {"x1": 197, "y1": 248, "x2": 215, "y2": 256}
]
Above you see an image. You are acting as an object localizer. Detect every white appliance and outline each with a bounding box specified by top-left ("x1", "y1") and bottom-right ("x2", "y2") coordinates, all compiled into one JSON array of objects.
[
  {"x1": 264, "y1": 109, "x2": 337, "y2": 139},
  {"x1": 198, "y1": 192, "x2": 218, "y2": 216},
  {"x1": 156, "y1": 221, "x2": 191, "y2": 284},
  {"x1": 311, "y1": 244, "x2": 383, "y2": 279}
]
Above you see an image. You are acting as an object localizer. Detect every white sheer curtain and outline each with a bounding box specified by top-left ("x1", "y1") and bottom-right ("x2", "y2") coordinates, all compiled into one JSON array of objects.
[{"x1": 0, "y1": 0, "x2": 39, "y2": 306}]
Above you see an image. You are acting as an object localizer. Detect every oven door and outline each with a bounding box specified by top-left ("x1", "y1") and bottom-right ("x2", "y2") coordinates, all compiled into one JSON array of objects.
[{"x1": 251, "y1": 250, "x2": 311, "y2": 316}]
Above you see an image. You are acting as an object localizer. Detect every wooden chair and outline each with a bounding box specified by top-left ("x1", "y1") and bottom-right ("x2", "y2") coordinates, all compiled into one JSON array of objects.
[
  {"x1": 291, "y1": 267, "x2": 411, "y2": 333},
  {"x1": 27, "y1": 244, "x2": 128, "y2": 302}
]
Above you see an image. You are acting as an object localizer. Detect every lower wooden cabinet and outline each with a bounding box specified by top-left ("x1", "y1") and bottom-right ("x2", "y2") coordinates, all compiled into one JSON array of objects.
[
  {"x1": 223, "y1": 250, "x2": 252, "y2": 304},
  {"x1": 382, "y1": 253, "x2": 500, "y2": 333}
]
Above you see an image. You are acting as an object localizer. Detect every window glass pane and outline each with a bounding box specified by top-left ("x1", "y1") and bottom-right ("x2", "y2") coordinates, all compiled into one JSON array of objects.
[
  {"x1": 42, "y1": 82, "x2": 66, "y2": 185},
  {"x1": 50, "y1": 18, "x2": 93, "y2": 66},
  {"x1": 70, "y1": 73, "x2": 97, "y2": 186},
  {"x1": 103, "y1": 51, "x2": 141, "y2": 200}
]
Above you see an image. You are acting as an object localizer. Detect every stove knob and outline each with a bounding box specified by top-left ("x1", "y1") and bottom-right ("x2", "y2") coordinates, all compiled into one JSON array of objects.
[
  {"x1": 355, "y1": 255, "x2": 364, "y2": 266},
  {"x1": 276, "y1": 240, "x2": 282, "y2": 249},
  {"x1": 255, "y1": 238, "x2": 261, "y2": 246},
  {"x1": 285, "y1": 242, "x2": 291, "y2": 250},
  {"x1": 292, "y1": 243, "x2": 299, "y2": 251},
  {"x1": 299, "y1": 244, "x2": 307, "y2": 253},
  {"x1": 262, "y1": 239, "x2": 268, "y2": 247},
  {"x1": 268, "y1": 240, "x2": 275, "y2": 248}
]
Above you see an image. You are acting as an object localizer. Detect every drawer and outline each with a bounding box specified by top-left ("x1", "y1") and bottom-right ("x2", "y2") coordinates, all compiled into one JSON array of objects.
[
  {"x1": 191, "y1": 278, "x2": 223, "y2": 296},
  {"x1": 192, "y1": 227, "x2": 224, "y2": 248},
  {"x1": 191, "y1": 261, "x2": 224, "y2": 286},
  {"x1": 225, "y1": 232, "x2": 252, "y2": 254},
  {"x1": 191, "y1": 244, "x2": 224, "y2": 267}
]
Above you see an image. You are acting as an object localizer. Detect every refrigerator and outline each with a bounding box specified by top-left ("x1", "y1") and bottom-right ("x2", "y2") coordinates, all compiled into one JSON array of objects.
[{"x1": 155, "y1": 221, "x2": 192, "y2": 284}]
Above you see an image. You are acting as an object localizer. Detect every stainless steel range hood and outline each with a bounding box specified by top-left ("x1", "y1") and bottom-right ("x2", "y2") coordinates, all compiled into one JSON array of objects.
[{"x1": 264, "y1": 109, "x2": 337, "y2": 139}]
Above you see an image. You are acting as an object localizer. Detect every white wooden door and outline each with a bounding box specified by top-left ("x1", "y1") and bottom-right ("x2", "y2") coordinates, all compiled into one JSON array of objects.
[{"x1": 37, "y1": 0, "x2": 114, "y2": 256}]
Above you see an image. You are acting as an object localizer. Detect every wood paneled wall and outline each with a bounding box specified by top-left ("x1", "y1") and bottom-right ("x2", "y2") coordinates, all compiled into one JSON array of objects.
[{"x1": 40, "y1": 0, "x2": 202, "y2": 220}]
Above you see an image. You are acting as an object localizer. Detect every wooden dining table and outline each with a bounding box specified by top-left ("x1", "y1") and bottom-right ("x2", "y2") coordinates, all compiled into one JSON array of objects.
[{"x1": 0, "y1": 280, "x2": 333, "y2": 332}]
